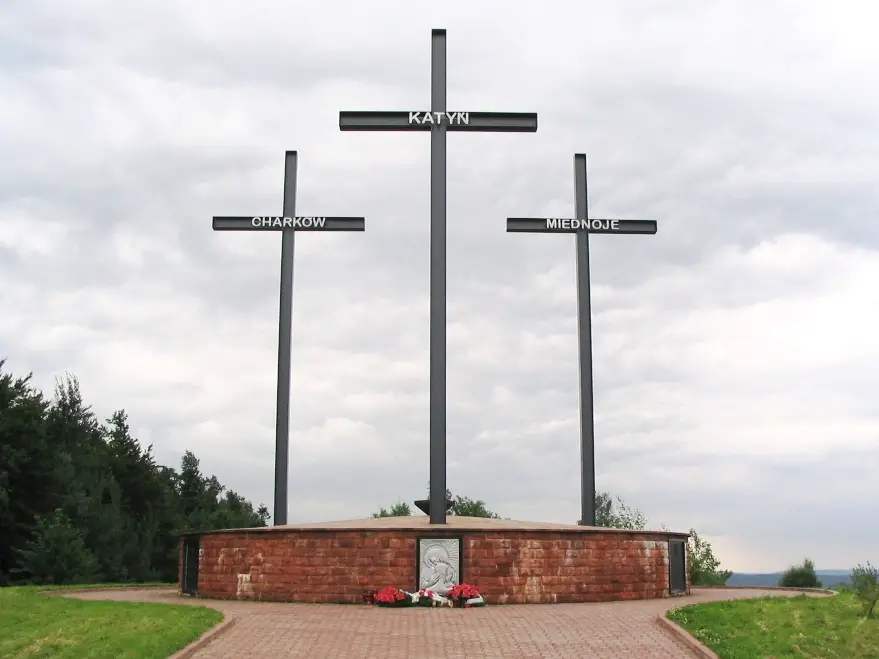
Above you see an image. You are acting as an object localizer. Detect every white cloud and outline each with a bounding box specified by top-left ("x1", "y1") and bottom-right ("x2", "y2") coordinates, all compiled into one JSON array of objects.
[{"x1": 2, "y1": 0, "x2": 878, "y2": 573}]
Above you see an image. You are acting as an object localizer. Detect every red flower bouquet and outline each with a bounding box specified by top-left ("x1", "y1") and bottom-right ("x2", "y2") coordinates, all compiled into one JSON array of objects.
[
  {"x1": 447, "y1": 583, "x2": 480, "y2": 600},
  {"x1": 373, "y1": 586, "x2": 413, "y2": 607},
  {"x1": 446, "y1": 583, "x2": 485, "y2": 607}
]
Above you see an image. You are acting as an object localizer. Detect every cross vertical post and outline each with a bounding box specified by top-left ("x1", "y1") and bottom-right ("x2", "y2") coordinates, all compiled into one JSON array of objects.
[
  {"x1": 339, "y1": 29, "x2": 538, "y2": 524},
  {"x1": 276, "y1": 151, "x2": 297, "y2": 526},
  {"x1": 506, "y1": 154, "x2": 657, "y2": 527},
  {"x1": 573, "y1": 154, "x2": 595, "y2": 527},
  {"x1": 211, "y1": 150, "x2": 367, "y2": 526},
  {"x1": 429, "y1": 30, "x2": 448, "y2": 526}
]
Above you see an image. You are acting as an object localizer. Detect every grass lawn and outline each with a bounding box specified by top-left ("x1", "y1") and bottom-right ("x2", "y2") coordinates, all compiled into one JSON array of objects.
[
  {"x1": 0, "y1": 584, "x2": 222, "y2": 659},
  {"x1": 667, "y1": 590, "x2": 879, "y2": 658}
]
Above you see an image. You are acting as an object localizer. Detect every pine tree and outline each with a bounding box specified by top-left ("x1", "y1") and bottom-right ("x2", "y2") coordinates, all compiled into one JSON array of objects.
[{"x1": 14, "y1": 509, "x2": 99, "y2": 584}]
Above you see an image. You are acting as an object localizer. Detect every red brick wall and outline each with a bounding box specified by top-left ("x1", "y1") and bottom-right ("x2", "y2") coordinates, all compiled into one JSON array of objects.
[
  {"x1": 468, "y1": 533, "x2": 673, "y2": 603},
  {"x1": 183, "y1": 529, "x2": 686, "y2": 604}
]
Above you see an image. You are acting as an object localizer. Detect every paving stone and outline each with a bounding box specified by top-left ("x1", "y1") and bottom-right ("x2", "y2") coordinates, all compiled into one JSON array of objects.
[{"x1": 66, "y1": 587, "x2": 826, "y2": 658}]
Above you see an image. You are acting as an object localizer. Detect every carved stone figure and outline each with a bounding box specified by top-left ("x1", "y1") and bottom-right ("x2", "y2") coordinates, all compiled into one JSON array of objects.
[{"x1": 418, "y1": 539, "x2": 460, "y2": 595}]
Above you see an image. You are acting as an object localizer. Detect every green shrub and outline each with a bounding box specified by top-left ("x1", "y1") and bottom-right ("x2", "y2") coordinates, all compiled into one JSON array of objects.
[
  {"x1": 778, "y1": 558, "x2": 822, "y2": 588},
  {"x1": 688, "y1": 529, "x2": 732, "y2": 586},
  {"x1": 850, "y1": 562, "x2": 879, "y2": 618}
]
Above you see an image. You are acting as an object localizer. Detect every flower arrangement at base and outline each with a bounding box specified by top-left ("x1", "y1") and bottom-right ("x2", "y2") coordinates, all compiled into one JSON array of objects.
[
  {"x1": 373, "y1": 586, "x2": 414, "y2": 607},
  {"x1": 370, "y1": 585, "x2": 485, "y2": 608},
  {"x1": 446, "y1": 583, "x2": 486, "y2": 608},
  {"x1": 415, "y1": 589, "x2": 452, "y2": 607}
]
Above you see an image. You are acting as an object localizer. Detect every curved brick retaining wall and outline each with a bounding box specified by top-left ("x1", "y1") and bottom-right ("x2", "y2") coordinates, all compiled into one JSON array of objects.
[{"x1": 180, "y1": 517, "x2": 689, "y2": 604}]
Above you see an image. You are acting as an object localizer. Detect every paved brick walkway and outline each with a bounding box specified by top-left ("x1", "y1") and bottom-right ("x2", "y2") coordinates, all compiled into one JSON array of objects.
[{"x1": 65, "y1": 587, "x2": 824, "y2": 658}]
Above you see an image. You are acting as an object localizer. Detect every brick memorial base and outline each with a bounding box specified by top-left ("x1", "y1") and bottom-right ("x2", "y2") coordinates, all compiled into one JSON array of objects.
[{"x1": 179, "y1": 516, "x2": 690, "y2": 604}]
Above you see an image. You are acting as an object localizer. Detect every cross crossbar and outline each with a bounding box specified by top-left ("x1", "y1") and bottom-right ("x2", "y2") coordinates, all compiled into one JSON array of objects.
[
  {"x1": 213, "y1": 216, "x2": 366, "y2": 231},
  {"x1": 506, "y1": 218, "x2": 657, "y2": 234},
  {"x1": 339, "y1": 110, "x2": 538, "y2": 132}
]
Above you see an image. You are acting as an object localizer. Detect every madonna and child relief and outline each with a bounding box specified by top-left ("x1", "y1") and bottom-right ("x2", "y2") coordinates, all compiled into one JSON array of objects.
[{"x1": 417, "y1": 538, "x2": 461, "y2": 595}]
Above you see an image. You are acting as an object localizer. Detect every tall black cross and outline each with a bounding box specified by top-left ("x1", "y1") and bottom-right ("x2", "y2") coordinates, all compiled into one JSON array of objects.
[
  {"x1": 339, "y1": 29, "x2": 538, "y2": 524},
  {"x1": 212, "y1": 150, "x2": 366, "y2": 526},
  {"x1": 507, "y1": 153, "x2": 657, "y2": 526}
]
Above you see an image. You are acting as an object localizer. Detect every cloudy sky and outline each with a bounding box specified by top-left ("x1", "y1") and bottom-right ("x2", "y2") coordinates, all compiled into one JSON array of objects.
[{"x1": 2, "y1": 0, "x2": 877, "y2": 573}]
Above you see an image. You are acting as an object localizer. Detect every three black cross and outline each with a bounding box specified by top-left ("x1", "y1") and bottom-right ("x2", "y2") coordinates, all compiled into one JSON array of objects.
[{"x1": 212, "y1": 31, "x2": 657, "y2": 528}]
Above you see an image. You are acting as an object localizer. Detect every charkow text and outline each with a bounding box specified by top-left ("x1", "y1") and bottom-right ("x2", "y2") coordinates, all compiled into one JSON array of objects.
[
  {"x1": 545, "y1": 219, "x2": 620, "y2": 231},
  {"x1": 408, "y1": 111, "x2": 470, "y2": 125},
  {"x1": 251, "y1": 217, "x2": 327, "y2": 228}
]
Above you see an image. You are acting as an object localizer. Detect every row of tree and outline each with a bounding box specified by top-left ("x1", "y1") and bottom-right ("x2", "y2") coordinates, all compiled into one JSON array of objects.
[
  {"x1": 372, "y1": 492, "x2": 733, "y2": 586},
  {"x1": 1, "y1": 357, "x2": 736, "y2": 588},
  {"x1": 0, "y1": 360, "x2": 269, "y2": 585}
]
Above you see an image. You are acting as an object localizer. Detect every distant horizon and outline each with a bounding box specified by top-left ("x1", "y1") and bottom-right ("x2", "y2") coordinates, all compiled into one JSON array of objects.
[{"x1": 731, "y1": 568, "x2": 851, "y2": 575}]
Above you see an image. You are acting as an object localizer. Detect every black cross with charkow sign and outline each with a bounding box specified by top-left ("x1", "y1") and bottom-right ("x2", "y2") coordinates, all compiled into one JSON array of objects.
[
  {"x1": 339, "y1": 28, "x2": 538, "y2": 525},
  {"x1": 506, "y1": 153, "x2": 657, "y2": 528},
  {"x1": 211, "y1": 150, "x2": 366, "y2": 527}
]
